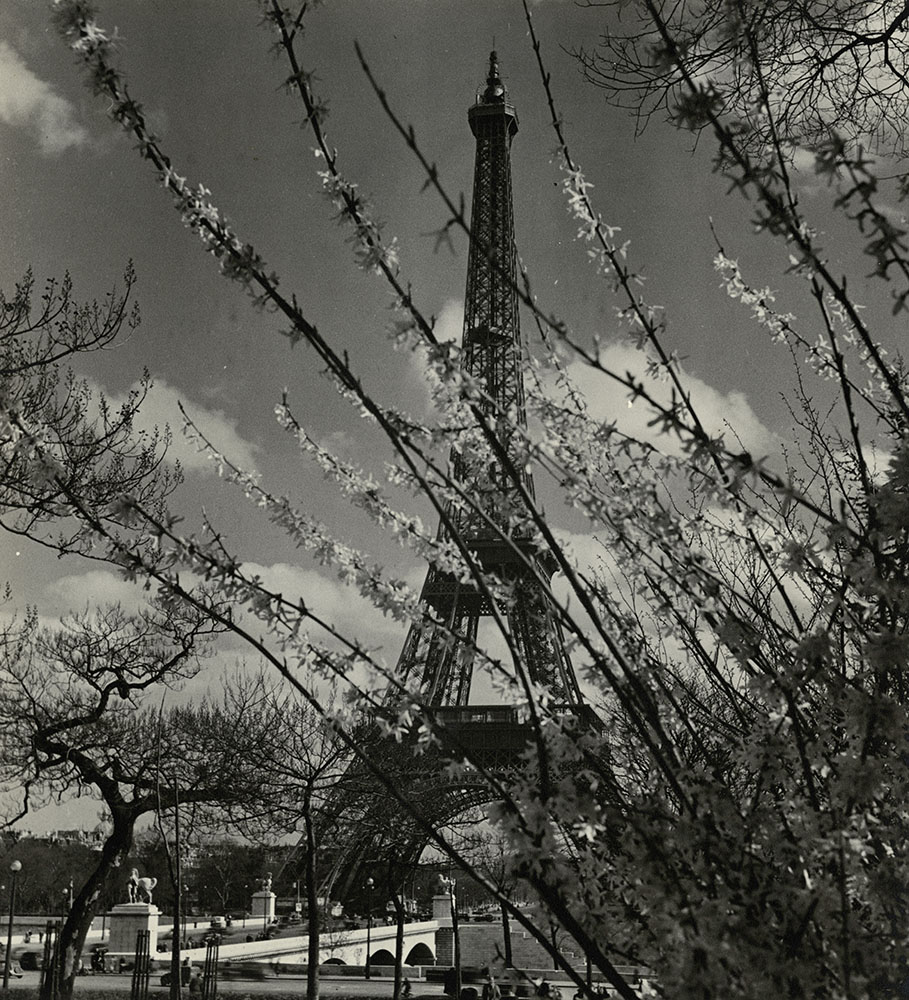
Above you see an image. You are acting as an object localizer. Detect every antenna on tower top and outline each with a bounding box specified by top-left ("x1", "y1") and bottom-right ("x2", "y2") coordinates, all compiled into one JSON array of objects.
[{"x1": 482, "y1": 49, "x2": 505, "y2": 103}]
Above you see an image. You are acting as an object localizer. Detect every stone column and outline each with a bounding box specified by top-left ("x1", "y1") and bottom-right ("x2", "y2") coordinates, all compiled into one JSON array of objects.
[{"x1": 433, "y1": 894, "x2": 453, "y2": 966}]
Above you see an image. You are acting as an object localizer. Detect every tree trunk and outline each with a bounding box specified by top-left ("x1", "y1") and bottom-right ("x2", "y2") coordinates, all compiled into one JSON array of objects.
[
  {"x1": 500, "y1": 902, "x2": 512, "y2": 968},
  {"x1": 304, "y1": 787, "x2": 320, "y2": 1000},
  {"x1": 45, "y1": 806, "x2": 136, "y2": 1000}
]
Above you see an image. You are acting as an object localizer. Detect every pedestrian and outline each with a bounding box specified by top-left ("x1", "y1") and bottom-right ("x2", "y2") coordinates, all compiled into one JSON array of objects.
[{"x1": 483, "y1": 973, "x2": 501, "y2": 1000}]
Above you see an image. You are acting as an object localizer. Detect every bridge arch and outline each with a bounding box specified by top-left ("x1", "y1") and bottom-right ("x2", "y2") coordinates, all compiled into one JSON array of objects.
[
  {"x1": 405, "y1": 942, "x2": 434, "y2": 965},
  {"x1": 370, "y1": 948, "x2": 396, "y2": 966}
]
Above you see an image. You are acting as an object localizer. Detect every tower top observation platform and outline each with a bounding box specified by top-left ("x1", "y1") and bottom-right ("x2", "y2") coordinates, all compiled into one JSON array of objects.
[{"x1": 468, "y1": 50, "x2": 518, "y2": 137}]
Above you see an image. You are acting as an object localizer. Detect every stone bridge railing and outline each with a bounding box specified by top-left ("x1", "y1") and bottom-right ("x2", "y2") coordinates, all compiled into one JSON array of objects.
[{"x1": 182, "y1": 920, "x2": 439, "y2": 968}]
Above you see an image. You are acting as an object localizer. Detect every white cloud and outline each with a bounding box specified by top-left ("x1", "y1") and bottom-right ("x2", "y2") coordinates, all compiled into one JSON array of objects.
[
  {"x1": 107, "y1": 378, "x2": 260, "y2": 476},
  {"x1": 563, "y1": 341, "x2": 776, "y2": 459},
  {"x1": 404, "y1": 309, "x2": 773, "y2": 460},
  {"x1": 27, "y1": 557, "x2": 409, "y2": 691},
  {"x1": 433, "y1": 298, "x2": 464, "y2": 344},
  {"x1": 0, "y1": 42, "x2": 88, "y2": 155},
  {"x1": 0, "y1": 568, "x2": 155, "y2": 650},
  {"x1": 45, "y1": 568, "x2": 149, "y2": 616},
  {"x1": 241, "y1": 561, "x2": 406, "y2": 662},
  {"x1": 398, "y1": 298, "x2": 464, "y2": 416}
]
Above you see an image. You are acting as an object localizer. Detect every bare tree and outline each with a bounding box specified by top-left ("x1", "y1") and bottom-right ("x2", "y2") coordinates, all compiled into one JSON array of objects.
[
  {"x1": 0, "y1": 599, "x2": 276, "y2": 1000},
  {"x1": 574, "y1": 0, "x2": 909, "y2": 155},
  {"x1": 0, "y1": 265, "x2": 180, "y2": 558},
  {"x1": 196, "y1": 678, "x2": 352, "y2": 1000}
]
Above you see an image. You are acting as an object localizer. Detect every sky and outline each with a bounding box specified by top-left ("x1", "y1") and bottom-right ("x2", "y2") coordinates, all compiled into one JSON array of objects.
[{"x1": 0, "y1": 0, "x2": 895, "y2": 831}]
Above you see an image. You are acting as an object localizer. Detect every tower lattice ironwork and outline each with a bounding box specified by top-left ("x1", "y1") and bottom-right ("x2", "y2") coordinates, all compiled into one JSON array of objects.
[
  {"x1": 394, "y1": 51, "x2": 584, "y2": 714},
  {"x1": 275, "y1": 55, "x2": 590, "y2": 908}
]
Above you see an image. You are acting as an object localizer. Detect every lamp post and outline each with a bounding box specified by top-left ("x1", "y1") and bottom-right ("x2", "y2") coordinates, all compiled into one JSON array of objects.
[
  {"x1": 364, "y1": 877, "x2": 374, "y2": 980},
  {"x1": 262, "y1": 875, "x2": 269, "y2": 938},
  {"x1": 2, "y1": 860, "x2": 22, "y2": 990},
  {"x1": 441, "y1": 875, "x2": 461, "y2": 1000}
]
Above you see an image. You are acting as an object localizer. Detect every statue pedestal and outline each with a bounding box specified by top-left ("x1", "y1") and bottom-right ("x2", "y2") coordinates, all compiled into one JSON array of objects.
[
  {"x1": 432, "y1": 893, "x2": 453, "y2": 925},
  {"x1": 250, "y1": 890, "x2": 275, "y2": 924},
  {"x1": 434, "y1": 894, "x2": 454, "y2": 966},
  {"x1": 107, "y1": 903, "x2": 160, "y2": 957}
]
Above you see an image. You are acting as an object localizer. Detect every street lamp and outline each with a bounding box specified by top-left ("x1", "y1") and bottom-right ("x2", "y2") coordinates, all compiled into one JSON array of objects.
[
  {"x1": 364, "y1": 877, "x2": 374, "y2": 980},
  {"x1": 262, "y1": 876, "x2": 269, "y2": 938},
  {"x1": 2, "y1": 860, "x2": 22, "y2": 990},
  {"x1": 440, "y1": 875, "x2": 461, "y2": 1000}
]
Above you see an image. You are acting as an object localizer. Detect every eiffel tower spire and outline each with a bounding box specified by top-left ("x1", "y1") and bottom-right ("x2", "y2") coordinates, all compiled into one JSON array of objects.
[{"x1": 395, "y1": 52, "x2": 584, "y2": 711}]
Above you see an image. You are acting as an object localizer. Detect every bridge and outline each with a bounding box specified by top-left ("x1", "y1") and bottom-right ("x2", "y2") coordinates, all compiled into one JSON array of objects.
[
  {"x1": 184, "y1": 920, "x2": 440, "y2": 969},
  {"x1": 6, "y1": 918, "x2": 440, "y2": 973}
]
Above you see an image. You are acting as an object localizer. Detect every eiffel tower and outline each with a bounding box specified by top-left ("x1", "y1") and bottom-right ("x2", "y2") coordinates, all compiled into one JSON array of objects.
[
  {"x1": 393, "y1": 51, "x2": 584, "y2": 728},
  {"x1": 280, "y1": 53, "x2": 591, "y2": 912}
]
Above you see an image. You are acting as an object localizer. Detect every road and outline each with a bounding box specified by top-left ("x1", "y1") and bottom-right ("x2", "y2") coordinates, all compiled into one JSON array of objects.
[{"x1": 5, "y1": 972, "x2": 448, "y2": 997}]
